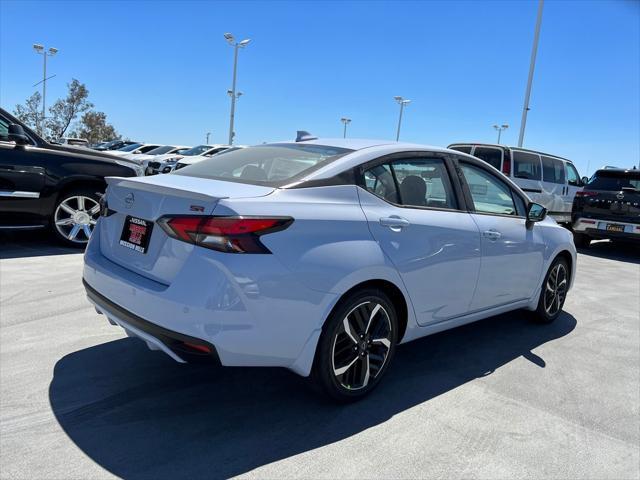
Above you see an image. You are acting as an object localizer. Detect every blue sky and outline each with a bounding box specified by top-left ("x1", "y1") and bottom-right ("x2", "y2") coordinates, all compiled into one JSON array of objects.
[{"x1": 1, "y1": 0, "x2": 638, "y2": 175}]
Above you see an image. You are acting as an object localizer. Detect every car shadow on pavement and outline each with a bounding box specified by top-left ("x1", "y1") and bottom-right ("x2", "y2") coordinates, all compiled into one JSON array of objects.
[
  {"x1": 49, "y1": 311, "x2": 576, "y2": 480},
  {"x1": 0, "y1": 230, "x2": 80, "y2": 259},
  {"x1": 577, "y1": 240, "x2": 640, "y2": 265}
]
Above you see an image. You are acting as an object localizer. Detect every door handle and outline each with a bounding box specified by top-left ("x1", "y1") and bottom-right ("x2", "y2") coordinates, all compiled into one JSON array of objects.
[
  {"x1": 379, "y1": 216, "x2": 410, "y2": 230},
  {"x1": 482, "y1": 229, "x2": 502, "y2": 241}
]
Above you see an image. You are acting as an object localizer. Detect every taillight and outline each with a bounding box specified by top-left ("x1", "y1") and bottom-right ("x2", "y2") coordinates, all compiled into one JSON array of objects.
[
  {"x1": 157, "y1": 215, "x2": 293, "y2": 253},
  {"x1": 575, "y1": 191, "x2": 597, "y2": 197},
  {"x1": 502, "y1": 156, "x2": 511, "y2": 176}
]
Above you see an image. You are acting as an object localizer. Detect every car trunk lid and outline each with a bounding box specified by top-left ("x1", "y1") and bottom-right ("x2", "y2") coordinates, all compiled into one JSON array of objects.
[{"x1": 99, "y1": 174, "x2": 274, "y2": 284}]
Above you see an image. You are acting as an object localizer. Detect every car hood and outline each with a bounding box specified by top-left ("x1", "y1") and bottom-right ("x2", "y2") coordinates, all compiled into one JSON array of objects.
[{"x1": 41, "y1": 143, "x2": 140, "y2": 168}]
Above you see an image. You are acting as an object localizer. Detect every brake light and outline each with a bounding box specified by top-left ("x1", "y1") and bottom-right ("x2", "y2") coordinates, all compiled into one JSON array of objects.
[
  {"x1": 502, "y1": 157, "x2": 511, "y2": 176},
  {"x1": 157, "y1": 216, "x2": 293, "y2": 253},
  {"x1": 576, "y1": 191, "x2": 598, "y2": 197}
]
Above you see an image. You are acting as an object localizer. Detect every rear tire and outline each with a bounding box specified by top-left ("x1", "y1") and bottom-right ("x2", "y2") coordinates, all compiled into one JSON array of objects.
[
  {"x1": 532, "y1": 257, "x2": 569, "y2": 324},
  {"x1": 310, "y1": 288, "x2": 398, "y2": 402},
  {"x1": 573, "y1": 232, "x2": 591, "y2": 248},
  {"x1": 51, "y1": 188, "x2": 102, "y2": 248}
]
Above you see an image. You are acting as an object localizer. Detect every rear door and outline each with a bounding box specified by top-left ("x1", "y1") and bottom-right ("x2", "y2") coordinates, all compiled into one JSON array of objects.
[
  {"x1": 358, "y1": 153, "x2": 481, "y2": 326},
  {"x1": 456, "y1": 160, "x2": 546, "y2": 310}
]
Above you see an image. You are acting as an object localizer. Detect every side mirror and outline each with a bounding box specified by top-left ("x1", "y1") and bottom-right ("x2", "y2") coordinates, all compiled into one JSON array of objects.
[
  {"x1": 527, "y1": 202, "x2": 547, "y2": 226},
  {"x1": 7, "y1": 124, "x2": 30, "y2": 146},
  {"x1": 581, "y1": 176, "x2": 589, "y2": 186}
]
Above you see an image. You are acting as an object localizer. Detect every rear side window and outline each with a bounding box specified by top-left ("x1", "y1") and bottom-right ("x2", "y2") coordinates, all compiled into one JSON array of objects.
[
  {"x1": 587, "y1": 172, "x2": 640, "y2": 191},
  {"x1": 472, "y1": 147, "x2": 503, "y2": 170},
  {"x1": 175, "y1": 143, "x2": 352, "y2": 187},
  {"x1": 513, "y1": 151, "x2": 541, "y2": 180},
  {"x1": 449, "y1": 145, "x2": 472, "y2": 154},
  {"x1": 391, "y1": 159, "x2": 457, "y2": 209},
  {"x1": 542, "y1": 156, "x2": 566, "y2": 184},
  {"x1": 363, "y1": 158, "x2": 457, "y2": 209}
]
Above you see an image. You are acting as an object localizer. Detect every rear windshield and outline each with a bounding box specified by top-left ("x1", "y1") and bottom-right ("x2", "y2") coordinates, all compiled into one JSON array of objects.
[
  {"x1": 587, "y1": 171, "x2": 640, "y2": 191},
  {"x1": 175, "y1": 143, "x2": 353, "y2": 186}
]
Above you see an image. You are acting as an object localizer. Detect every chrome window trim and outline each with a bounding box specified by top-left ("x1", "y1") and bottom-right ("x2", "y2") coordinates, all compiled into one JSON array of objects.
[{"x1": 0, "y1": 190, "x2": 41, "y2": 198}]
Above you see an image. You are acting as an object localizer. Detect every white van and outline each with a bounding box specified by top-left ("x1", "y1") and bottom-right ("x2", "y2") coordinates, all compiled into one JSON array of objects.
[{"x1": 448, "y1": 143, "x2": 586, "y2": 224}]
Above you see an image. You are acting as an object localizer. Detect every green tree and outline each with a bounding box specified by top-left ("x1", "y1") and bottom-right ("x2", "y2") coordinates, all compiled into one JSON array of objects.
[
  {"x1": 13, "y1": 92, "x2": 42, "y2": 132},
  {"x1": 45, "y1": 79, "x2": 93, "y2": 140},
  {"x1": 71, "y1": 111, "x2": 120, "y2": 144}
]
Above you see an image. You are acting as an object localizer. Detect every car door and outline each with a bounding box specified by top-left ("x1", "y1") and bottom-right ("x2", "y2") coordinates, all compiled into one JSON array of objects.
[
  {"x1": 541, "y1": 155, "x2": 567, "y2": 221},
  {"x1": 358, "y1": 154, "x2": 481, "y2": 326},
  {"x1": 456, "y1": 160, "x2": 546, "y2": 311},
  {"x1": 564, "y1": 162, "x2": 582, "y2": 213},
  {"x1": 511, "y1": 149, "x2": 545, "y2": 205},
  {"x1": 0, "y1": 116, "x2": 46, "y2": 224}
]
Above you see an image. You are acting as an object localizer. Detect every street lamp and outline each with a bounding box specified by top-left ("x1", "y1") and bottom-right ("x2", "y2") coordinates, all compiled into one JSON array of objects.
[
  {"x1": 206, "y1": 132, "x2": 211, "y2": 144},
  {"x1": 394, "y1": 96, "x2": 411, "y2": 141},
  {"x1": 493, "y1": 124, "x2": 509, "y2": 144},
  {"x1": 224, "y1": 32, "x2": 251, "y2": 145},
  {"x1": 340, "y1": 117, "x2": 351, "y2": 138},
  {"x1": 33, "y1": 44, "x2": 58, "y2": 136}
]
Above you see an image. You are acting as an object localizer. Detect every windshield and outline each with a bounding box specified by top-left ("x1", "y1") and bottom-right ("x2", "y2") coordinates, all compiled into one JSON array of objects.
[
  {"x1": 588, "y1": 171, "x2": 640, "y2": 191},
  {"x1": 117, "y1": 142, "x2": 143, "y2": 152},
  {"x1": 175, "y1": 143, "x2": 353, "y2": 186},
  {"x1": 182, "y1": 145, "x2": 215, "y2": 156},
  {"x1": 145, "y1": 145, "x2": 175, "y2": 155}
]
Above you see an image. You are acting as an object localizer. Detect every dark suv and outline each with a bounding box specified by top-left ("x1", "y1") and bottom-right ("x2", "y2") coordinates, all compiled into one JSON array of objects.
[
  {"x1": 0, "y1": 108, "x2": 142, "y2": 247},
  {"x1": 571, "y1": 167, "x2": 640, "y2": 248}
]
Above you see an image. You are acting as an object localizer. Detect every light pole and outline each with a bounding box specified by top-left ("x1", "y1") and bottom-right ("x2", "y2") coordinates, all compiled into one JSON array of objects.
[
  {"x1": 33, "y1": 44, "x2": 58, "y2": 136},
  {"x1": 206, "y1": 132, "x2": 211, "y2": 144},
  {"x1": 224, "y1": 33, "x2": 251, "y2": 145},
  {"x1": 518, "y1": 0, "x2": 544, "y2": 147},
  {"x1": 394, "y1": 96, "x2": 411, "y2": 141},
  {"x1": 493, "y1": 124, "x2": 509, "y2": 144},
  {"x1": 340, "y1": 117, "x2": 351, "y2": 138}
]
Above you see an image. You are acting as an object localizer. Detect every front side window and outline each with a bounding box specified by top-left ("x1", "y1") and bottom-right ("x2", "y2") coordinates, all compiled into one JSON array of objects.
[
  {"x1": 0, "y1": 116, "x2": 10, "y2": 142},
  {"x1": 472, "y1": 147, "x2": 503, "y2": 170},
  {"x1": 566, "y1": 163, "x2": 580, "y2": 185},
  {"x1": 460, "y1": 163, "x2": 517, "y2": 216},
  {"x1": 513, "y1": 151, "x2": 541, "y2": 180},
  {"x1": 542, "y1": 156, "x2": 566, "y2": 184},
  {"x1": 175, "y1": 143, "x2": 352, "y2": 186}
]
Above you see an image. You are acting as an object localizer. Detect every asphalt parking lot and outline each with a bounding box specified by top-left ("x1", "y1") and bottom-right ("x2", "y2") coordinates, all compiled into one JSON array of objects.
[{"x1": 1, "y1": 231, "x2": 638, "y2": 480}]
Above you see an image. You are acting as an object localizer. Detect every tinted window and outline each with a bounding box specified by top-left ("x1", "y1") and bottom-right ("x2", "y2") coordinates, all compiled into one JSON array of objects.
[
  {"x1": 0, "y1": 116, "x2": 10, "y2": 141},
  {"x1": 587, "y1": 171, "x2": 640, "y2": 191},
  {"x1": 391, "y1": 158, "x2": 456, "y2": 209},
  {"x1": 513, "y1": 151, "x2": 541, "y2": 180},
  {"x1": 460, "y1": 163, "x2": 517, "y2": 216},
  {"x1": 472, "y1": 147, "x2": 502, "y2": 170},
  {"x1": 175, "y1": 143, "x2": 352, "y2": 186},
  {"x1": 566, "y1": 163, "x2": 580, "y2": 185},
  {"x1": 182, "y1": 145, "x2": 213, "y2": 156},
  {"x1": 364, "y1": 164, "x2": 399, "y2": 203},
  {"x1": 117, "y1": 142, "x2": 143, "y2": 152},
  {"x1": 145, "y1": 145, "x2": 173, "y2": 155},
  {"x1": 449, "y1": 145, "x2": 472, "y2": 154},
  {"x1": 541, "y1": 156, "x2": 566, "y2": 184}
]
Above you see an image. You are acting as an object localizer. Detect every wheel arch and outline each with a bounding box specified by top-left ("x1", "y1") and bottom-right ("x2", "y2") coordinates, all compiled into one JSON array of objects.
[{"x1": 324, "y1": 279, "x2": 410, "y2": 343}]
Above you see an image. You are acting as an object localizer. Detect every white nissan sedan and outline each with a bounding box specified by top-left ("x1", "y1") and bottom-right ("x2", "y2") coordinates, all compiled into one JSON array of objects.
[{"x1": 83, "y1": 134, "x2": 576, "y2": 401}]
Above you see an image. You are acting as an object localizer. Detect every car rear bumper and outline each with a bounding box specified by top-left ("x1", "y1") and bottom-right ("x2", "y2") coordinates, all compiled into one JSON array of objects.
[
  {"x1": 573, "y1": 217, "x2": 640, "y2": 241},
  {"x1": 83, "y1": 222, "x2": 337, "y2": 376}
]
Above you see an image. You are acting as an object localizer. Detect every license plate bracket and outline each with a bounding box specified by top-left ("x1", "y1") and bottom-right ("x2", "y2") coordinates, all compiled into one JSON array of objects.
[
  {"x1": 606, "y1": 223, "x2": 625, "y2": 233},
  {"x1": 119, "y1": 216, "x2": 154, "y2": 253}
]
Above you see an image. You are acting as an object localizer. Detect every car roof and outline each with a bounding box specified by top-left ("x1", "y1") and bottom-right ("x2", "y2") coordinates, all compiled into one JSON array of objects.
[
  {"x1": 279, "y1": 137, "x2": 451, "y2": 153},
  {"x1": 449, "y1": 142, "x2": 574, "y2": 164}
]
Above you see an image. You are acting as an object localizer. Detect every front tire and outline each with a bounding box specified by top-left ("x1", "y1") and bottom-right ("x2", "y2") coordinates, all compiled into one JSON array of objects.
[
  {"x1": 533, "y1": 257, "x2": 569, "y2": 324},
  {"x1": 311, "y1": 288, "x2": 398, "y2": 402},
  {"x1": 51, "y1": 188, "x2": 102, "y2": 248}
]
